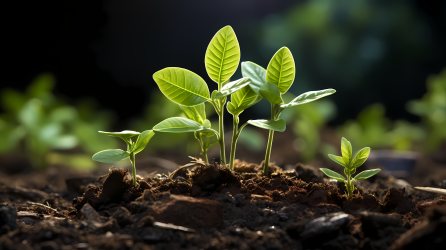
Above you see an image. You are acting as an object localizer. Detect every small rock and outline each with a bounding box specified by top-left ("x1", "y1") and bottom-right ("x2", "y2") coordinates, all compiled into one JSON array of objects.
[
  {"x1": 112, "y1": 206, "x2": 133, "y2": 227},
  {"x1": 0, "y1": 204, "x2": 18, "y2": 234},
  {"x1": 104, "y1": 231, "x2": 114, "y2": 238},
  {"x1": 301, "y1": 212, "x2": 351, "y2": 239},
  {"x1": 261, "y1": 208, "x2": 274, "y2": 217},
  {"x1": 216, "y1": 193, "x2": 233, "y2": 203},
  {"x1": 80, "y1": 203, "x2": 100, "y2": 221},
  {"x1": 174, "y1": 176, "x2": 187, "y2": 182}
]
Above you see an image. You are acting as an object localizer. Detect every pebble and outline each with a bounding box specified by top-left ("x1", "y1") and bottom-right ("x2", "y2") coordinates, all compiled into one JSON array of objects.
[
  {"x1": 261, "y1": 208, "x2": 274, "y2": 217},
  {"x1": 174, "y1": 176, "x2": 187, "y2": 182},
  {"x1": 301, "y1": 212, "x2": 351, "y2": 239}
]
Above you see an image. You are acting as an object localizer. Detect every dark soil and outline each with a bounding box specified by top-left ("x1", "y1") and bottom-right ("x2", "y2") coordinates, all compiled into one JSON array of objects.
[{"x1": 1, "y1": 160, "x2": 446, "y2": 250}]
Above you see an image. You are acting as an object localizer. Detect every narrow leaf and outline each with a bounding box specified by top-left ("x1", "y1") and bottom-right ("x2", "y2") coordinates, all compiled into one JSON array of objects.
[
  {"x1": 247, "y1": 119, "x2": 286, "y2": 132},
  {"x1": 280, "y1": 89, "x2": 336, "y2": 109},
  {"x1": 99, "y1": 130, "x2": 140, "y2": 140},
  {"x1": 153, "y1": 117, "x2": 207, "y2": 133},
  {"x1": 227, "y1": 84, "x2": 262, "y2": 116},
  {"x1": 180, "y1": 103, "x2": 206, "y2": 124},
  {"x1": 214, "y1": 77, "x2": 251, "y2": 99},
  {"x1": 153, "y1": 67, "x2": 210, "y2": 106},
  {"x1": 351, "y1": 147, "x2": 371, "y2": 169},
  {"x1": 320, "y1": 168, "x2": 346, "y2": 182},
  {"x1": 266, "y1": 47, "x2": 295, "y2": 94},
  {"x1": 259, "y1": 82, "x2": 283, "y2": 104},
  {"x1": 133, "y1": 130, "x2": 155, "y2": 154},
  {"x1": 241, "y1": 61, "x2": 267, "y2": 93},
  {"x1": 341, "y1": 137, "x2": 352, "y2": 167},
  {"x1": 205, "y1": 25, "x2": 240, "y2": 85},
  {"x1": 328, "y1": 154, "x2": 347, "y2": 168},
  {"x1": 353, "y1": 169, "x2": 381, "y2": 180},
  {"x1": 92, "y1": 149, "x2": 130, "y2": 163}
]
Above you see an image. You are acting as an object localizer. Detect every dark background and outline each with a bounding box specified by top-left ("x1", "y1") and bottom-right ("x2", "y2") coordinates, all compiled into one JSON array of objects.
[{"x1": 2, "y1": 0, "x2": 446, "y2": 128}]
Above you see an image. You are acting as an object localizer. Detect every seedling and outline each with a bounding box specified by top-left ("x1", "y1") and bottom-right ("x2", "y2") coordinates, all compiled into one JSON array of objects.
[
  {"x1": 242, "y1": 47, "x2": 336, "y2": 175},
  {"x1": 153, "y1": 26, "x2": 249, "y2": 164},
  {"x1": 320, "y1": 137, "x2": 381, "y2": 199},
  {"x1": 92, "y1": 130, "x2": 155, "y2": 186}
]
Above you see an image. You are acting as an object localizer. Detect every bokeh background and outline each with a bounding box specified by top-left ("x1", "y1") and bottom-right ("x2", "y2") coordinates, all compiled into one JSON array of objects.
[{"x1": 1, "y1": 0, "x2": 445, "y2": 183}]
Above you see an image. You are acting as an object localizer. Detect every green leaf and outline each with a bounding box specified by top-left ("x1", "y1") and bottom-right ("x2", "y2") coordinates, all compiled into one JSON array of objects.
[
  {"x1": 133, "y1": 130, "x2": 155, "y2": 154},
  {"x1": 351, "y1": 147, "x2": 371, "y2": 169},
  {"x1": 203, "y1": 119, "x2": 211, "y2": 128},
  {"x1": 353, "y1": 169, "x2": 381, "y2": 180},
  {"x1": 180, "y1": 103, "x2": 206, "y2": 124},
  {"x1": 280, "y1": 89, "x2": 336, "y2": 109},
  {"x1": 153, "y1": 67, "x2": 210, "y2": 106},
  {"x1": 320, "y1": 168, "x2": 346, "y2": 182},
  {"x1": 259, "y1": 82, "x2": 283, "y2": 104},
  {"x1": 92, "y1": 149, "x2": 130, "y2": 163},
  {"x1": 205, "y1": 25, "x2": 240, "y2": 85},
  {"x1": 99, "y1": 130, "x2": 140, "y2": 140},
  {"x1": 214, "y1": 77, "x2": 251, "y2": 99},
  {"x1": 153, "y1": 117, "x2": 208, "y2": 133},
  {"x1": 328, "y1": 154, "x2": 347, "y2": 168},
  {"x1": 18, "y1": 99, "x2": 43, "y2": 130},
  {"x1": 266, "y1": 47, "x2": 295, "y2": 94},
  {"x1": 241, "y1": 61, "x2": 267, "y2": 93},
  {"x1": 227, "y1": 84, "x2": 262, "y2": 116},
  {"x1": 247, "y1": 119, "x2": 286, "y2": 132},
  {"x1": 341, "y1": 137, "x2": 353, "y2": 167}
]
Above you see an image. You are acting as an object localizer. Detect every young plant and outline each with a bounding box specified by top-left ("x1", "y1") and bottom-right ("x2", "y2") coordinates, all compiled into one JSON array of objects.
[
  {"x1": 92, "y1": 130, "x2": 155, "y2": 186},
  {"x1": 242, "y1": 48, "x2": 336, "y2": 175},
  {"x1": 320, "y1": 137, "x2": 381, "y2": 199}
]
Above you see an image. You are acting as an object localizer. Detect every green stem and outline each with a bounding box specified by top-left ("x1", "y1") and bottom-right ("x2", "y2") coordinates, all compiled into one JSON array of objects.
[
  {"x1": 196, "y1": 132, "x2": 209, "y2": 164},
  {"x1": 218, "y1": 107, "x2": 226, "y2": 165},
  {"x1": 263, "y1": 104, "x2": 276, "y2": 176},
  {"x1": 130, "y1": 152, "x2": 137, "y2": 187},
  {"x1": 229, "y1": 115, "x2": 239, "y2": 171},
  {"x1": 346, "y1": 174, "x2": 352, "y2": 199}
]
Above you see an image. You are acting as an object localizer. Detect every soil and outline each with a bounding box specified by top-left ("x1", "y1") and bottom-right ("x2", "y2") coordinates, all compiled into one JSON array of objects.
[{"x1": 1, "y1": 159, "x2": 446, "y2": 250}]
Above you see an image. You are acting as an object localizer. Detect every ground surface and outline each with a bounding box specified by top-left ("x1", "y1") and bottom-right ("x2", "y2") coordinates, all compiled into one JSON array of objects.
[{"x1": 1, "y1": 159, "x2": 446, "y2": 250}]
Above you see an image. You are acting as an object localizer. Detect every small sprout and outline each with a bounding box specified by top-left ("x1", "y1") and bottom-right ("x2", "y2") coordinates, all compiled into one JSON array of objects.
[
  {"x1": 92, "y1": 130, "x2": 155, "y2": 186},
  {"x1": 320, "y1": 137, "x2": 380, "y2": 199}
]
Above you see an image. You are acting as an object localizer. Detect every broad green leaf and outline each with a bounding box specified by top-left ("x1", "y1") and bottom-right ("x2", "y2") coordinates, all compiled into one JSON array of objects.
[
  {"x1": 92, "y1": 149, "x2": 130, "y2": 163},
  {"x1": 153, "y1": 67, "x2": 210, "y2": 106},
  {"x1": 153, "y1": 117, "x2": 208, "y2": 133},
  {"x1": 280, "y1": 89, "x2": 336, "y2": 109},
  {"x1": 351, "y1": 147, "x2": 371, "y2": 169},
  {"x1": 214, "y1": 78, "x2": 251, "y2": 99},
  {"x1": 133, "y1": 130, "x2": 155, "y2": 154},
  {"x1": 353, "y1": 169, "x2": 381, "y2": 180},
  {"x1": 227, "y1": 84, "x2": 262, "y2": 116},
  {"x1": 247, "y1": 119, "x2": 286, "y2": 132},
  {"x1": 341, "y1": 137, "x2": 352, "y2": 167},
  {"x1": 344, "y1": 167, "x2": 356, "y2": 176},
  {"x1": 328, "y1": 154, "x2": 347, "y2": 168},
  {"x1": 266, "y1": 47, "x2": 295, "y2": 94},
  {"x1": 259, "y1": 82, "x2": 283, "y2": 104},
  {"x1": 205, "y1": 25, "x2": 240, "y2": 85},
  {"x1": 99, "y1": 130, "x2": 140, "y2": 140},
  {"x1": 180, "y1": 103, "x2": 206, "y2": 124},
  {"x1": 203, "y1": 119, "x2": 211, "y2": 128},
  {"x1": 49, "y1": 135, "x2": 78, "y2": 149},
  {"x1": 320, "y1": 168, "x2": 346, "y2": 182},
  {"x1": 241, "y1": 61, "x2": 267, "y2": 93},
  {"x1": 18, "y1": 99, "x2": 43, "y2": 130}
]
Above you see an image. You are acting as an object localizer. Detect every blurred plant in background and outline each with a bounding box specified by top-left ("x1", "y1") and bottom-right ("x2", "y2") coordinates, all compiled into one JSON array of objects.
[
  {"x1": 0, "y1": 73, "x2": 117, "y2": 170},
  {"x1": 407, "y1": 69, "x2": 446, "y2": 151}
]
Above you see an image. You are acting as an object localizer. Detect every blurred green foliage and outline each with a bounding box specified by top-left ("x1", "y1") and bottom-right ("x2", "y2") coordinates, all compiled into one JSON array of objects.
[
  {"x1": 407, "y1": 69, "x2": 446, "y2": 151},
  {"x1": 0, "y1": 73, "x2": 117, "y2": 169}
]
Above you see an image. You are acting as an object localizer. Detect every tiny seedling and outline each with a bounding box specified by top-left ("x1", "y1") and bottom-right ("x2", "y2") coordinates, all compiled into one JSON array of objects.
[
  {"x1": 320, "y1": 137, "x2": 381, "y2": 199},
  {"x1": 242, "y1": 47, "x2": 336, "y2": 175},
  {"x1": 153, "y1": 26, "x2": 249, "y2": 164},
  {"x1": 92, "y1": 130, "x2": 155, "y2": 186}
]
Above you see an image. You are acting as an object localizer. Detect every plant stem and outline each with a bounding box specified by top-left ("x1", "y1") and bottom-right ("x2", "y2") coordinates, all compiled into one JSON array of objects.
[
  {"x1": 346, "y1": 175, "x2": 352, "y2": 199},
  {"x1": 196, "y1": 132, "x2": 209, "y2": 164},
  {"x1": 129, "y1": 152, "x2": 137, "y2": 187},
  {"x1": 229, "y1": 115, "x2": 239, "y2": 171},
  {"x1": 218, "y1": 106, "x2": 226, "y2": 165},
  {"x1": 263, "y1": 104, "x2": 276, "y2": 176}
]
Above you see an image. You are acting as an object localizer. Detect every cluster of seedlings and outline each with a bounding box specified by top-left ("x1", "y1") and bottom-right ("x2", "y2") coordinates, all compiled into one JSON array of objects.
[{"x1": 92, "y1": 25, "x2": 380, "y2": 199}]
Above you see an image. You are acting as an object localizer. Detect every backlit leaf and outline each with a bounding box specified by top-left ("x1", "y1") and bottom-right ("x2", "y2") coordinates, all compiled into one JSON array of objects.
[
  {"x1": 351, "y1": 147, "x2": 371, "y2": 169},
  {"x1": 205, "y1": 25, "x2": 240, "y2": 85},
  {"x1": 280, "y1": 89, "x2": 336, "y2": 108},
  {"x1": 320, "y1": 168, "x2": 346, "y2": 182},
  {"x1": 92, "y1": 149, "x2": 130, "y2": 163},
  {"x1": 153, "y1": 67, "x2": 210, "y2": 106},
  {"x1": 259, "y1": 82, "x2": 283, "y2": 104},
  {"x1": 153, "y1": 117, "x2": 208, "y2": 133},
  {"x1": 266, "y1": 47, "x2": 295, "y2": 94},
  {"x1": 328, "y1": 154, "x2": 347, "y2": 168},
  {"x1": 214, "y1": 77, "x2": 251, "y2": 99},
  {"x1": 241, "y1": 61, "x2": 267, "y2": 93},
  {"x1": 180, "y1": 103, "x2": 206, "y2": 124},
  {"x1": 99, "y1": 130, "x2": 140, "y2": 140},
  {"x1": 341, "y1": 137, "x2": 352, "y2": 167},
  {"x1": 353, "y1": 169, "x2": 381, "y2": 180},
  {"x1": 133, "y1": 130, "x2": 155, "y2": 154},
  {"x1": 227, "y1": 84, "x2": 262, "y2": 116},
  {"x1": 247, "y1": 119, "x2": 286, "y2": 132}
]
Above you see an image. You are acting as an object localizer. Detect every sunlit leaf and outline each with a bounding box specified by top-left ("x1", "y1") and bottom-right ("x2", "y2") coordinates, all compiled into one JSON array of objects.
[
  {"x1": 153, "y1": 67, "x2": 210, "y2": 106},
  {"x1": 320, "y1": 168, "x2": 346, "y2": 182},
  {"x1": 351, "y1": 147, "x2": 371, "y2": 169},
  {"x1": 133, "y1": 130, "x2": 155, "y2": 154},
  {"x1": 92, "y1": 149, "x2": 130, "y2": 163},
  {"x1": 280, "y1": 89, "x2": 336, "y2": 108},
  {"x1": 205, "y1": 25, "x2": 240, "y2": 85},
  {"x1": 328, "y1": 154, "x2": 347, "y2": 168},
  {"x1": 153, "y1": 117, "x2": 210, "y2": 133},
  {"x1": 341, "y1": 137, "x2": 352, "y2": 167},
  {"x1": 241, "y1": 61, "x2": 267, "y2": 93},
  {"x1": 99, "y1": 130, "x2": 140, "y2": 140},
  {"x1": 266, "y1": 47, "x2": 295, "y2": 94},
  {"x1": 353, "y1": 169, "x2": 381, "y2": 180},
  {"x1": 214, "y1": 77, "x2": 251, "y2": 99},
  {"x1": 227, "y1": 84, "x2": 262, "y2": 116},
  {"x1": 259, "y1": 82, "x2": 283, "y2": 104},
  {"x1": 180, "y1": 103, "x2": 206, "y2": 124},
  {"x1": 247, "y1": 119, "x2": 286, "y2": 132}
]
